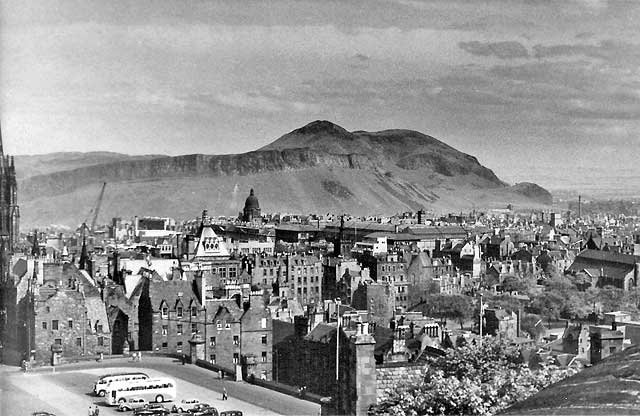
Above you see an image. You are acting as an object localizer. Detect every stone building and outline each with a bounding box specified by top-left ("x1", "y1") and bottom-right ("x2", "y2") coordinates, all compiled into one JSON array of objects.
[
  {"x1": 242, "y1": 189, "x2": 261, "y2": 223},
  {"x1": 351, "y1": 281, "x2": 395, "y2": 329},
  {"x1": 2, "y1": 259, "x2": 110, "y2": 364},
  {"x1": 484, "y1": 308, "x2": 518, "y2": 340},
  {"x1": 206, "y1": 297, "x2": 273, "y2": 380},
  {"x1": 141, "y1": 277, "x2": 204, "y2": 355},
  {"x1": 0, "y1": 123, "x2": 20, "y2": 251},
  {"x1": 287, "y1": 254, "x2": 322, "y2": 306},
  {"x1": 405, "y1": 252, "x2": 455, "y2": 309},
  {"x1": 252, "y1": 254, "x2": 287, "y2": 294},
  {"x1": 590, "y1": 326, "x2": 624, "y2": 364}
]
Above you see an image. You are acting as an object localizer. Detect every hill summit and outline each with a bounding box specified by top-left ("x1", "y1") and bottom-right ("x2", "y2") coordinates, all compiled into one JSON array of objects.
[{"x1": 17, "y1": 121, "x2": 552, "y2": 228}]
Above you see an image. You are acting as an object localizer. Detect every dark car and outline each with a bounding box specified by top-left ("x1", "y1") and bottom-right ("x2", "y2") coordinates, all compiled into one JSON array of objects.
[
  {"x1": 190, "y1": 406, "x2": 219, "y2": 416},
  {"x1": 133, "y1": 403, "x2": 171, "y2": 416},
  {"x1": 184, "y1": 404, "x2": 215, "y2": 414},
  {"x1": 220, "y1": 411, "x2": 243, "y2": 416}
]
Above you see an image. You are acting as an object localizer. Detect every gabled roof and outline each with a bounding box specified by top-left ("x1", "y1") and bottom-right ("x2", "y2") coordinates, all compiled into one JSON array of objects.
[
  {"x1": 210, "y1": 299, "x2": 243, "y2": 322},
  {"x1": 305, "y1": 323, "x2": 338, "y2": 343},
  {"x1": 148, "y1": 279, "x2": 200, "y2": 310}
]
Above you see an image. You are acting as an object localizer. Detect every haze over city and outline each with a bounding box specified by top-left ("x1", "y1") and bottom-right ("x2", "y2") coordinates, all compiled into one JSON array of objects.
[{"x1": 1, "y1": 0, "x2": 639, "y2": 193}]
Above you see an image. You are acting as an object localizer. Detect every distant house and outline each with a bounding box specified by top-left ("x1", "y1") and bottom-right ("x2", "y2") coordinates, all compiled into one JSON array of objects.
[
  {"x1": 590, "y1": 326, "x2": 624, "y2": 364},
  {"x1": 567, "y1": 249, "x2": 640, "y2": 290},
  {"x1": 484, "y1": 308, "x2": 518, "y2": 340}
]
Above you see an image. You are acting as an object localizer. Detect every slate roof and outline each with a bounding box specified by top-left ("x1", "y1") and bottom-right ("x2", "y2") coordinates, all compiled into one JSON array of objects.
[
  {"x1": 568, "y1": 249, "x2": 638, "y2": 280},
  {"x1": 305, "y1": 323, "x2": 337, "y2": 343},
  {"x1": 503, "y1": 344, "x2": 640, "y2": 415}
]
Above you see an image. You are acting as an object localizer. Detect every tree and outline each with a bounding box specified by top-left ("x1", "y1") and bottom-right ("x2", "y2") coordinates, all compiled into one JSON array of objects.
[
  {"x1": 501, "y1": 275, "x2": 529, "y2": 294},
  {"x1": 369, "y1": 337, "x2": 577, "y2": 416},
  {"x1": 419, "y1": 294, "x2": 474, "y2": 329}
]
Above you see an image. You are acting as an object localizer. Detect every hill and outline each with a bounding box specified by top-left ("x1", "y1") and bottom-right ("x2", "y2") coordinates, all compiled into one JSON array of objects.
[{"x1": 16, "y1": 120, "x2": 552, "y2": 228}]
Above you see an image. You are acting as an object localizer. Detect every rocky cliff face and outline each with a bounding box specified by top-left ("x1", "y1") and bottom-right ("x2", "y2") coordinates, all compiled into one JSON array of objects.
[{"x1": 17, "y1": 120, "x2": 551, "y2": 228}]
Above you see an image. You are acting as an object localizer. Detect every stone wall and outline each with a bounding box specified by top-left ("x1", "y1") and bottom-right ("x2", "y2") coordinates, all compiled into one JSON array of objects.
[{"x1": 375, "y1": 362, "x2": 427, "y2": 403}]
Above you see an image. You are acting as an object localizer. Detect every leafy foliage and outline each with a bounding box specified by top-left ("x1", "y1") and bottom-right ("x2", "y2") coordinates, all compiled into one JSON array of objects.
[
  {"x1": 417, "y1": 294, "x2": 475, "y2": 329},
  {"x1": 369, "y1": 337, "x2": 577, "y2": 416}
]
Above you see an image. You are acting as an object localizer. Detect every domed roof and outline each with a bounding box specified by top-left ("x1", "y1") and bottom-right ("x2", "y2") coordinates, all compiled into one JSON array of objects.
[{"x1": 244, "y1": 188, "x2": 260, "y2": 210}]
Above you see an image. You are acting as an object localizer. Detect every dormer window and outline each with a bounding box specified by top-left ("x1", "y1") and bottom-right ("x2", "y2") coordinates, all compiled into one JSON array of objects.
[
  {"x1": 161, "y1": 305, "x2": 169, "y2": 319},
  {"x1": 177, "y1": 306, "x2": 183, "y2": 318},
  {"x1": 191, "y1": 307, "x2": 197, "y2": 317}
]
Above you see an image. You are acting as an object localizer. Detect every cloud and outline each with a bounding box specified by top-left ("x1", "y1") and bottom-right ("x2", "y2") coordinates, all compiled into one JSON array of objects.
[
  {"x1": 458, "y1": 41, "x2": 529, "y2": 59},
  {"x1": 212, "y1": 91, "x2": 322, "y2": 114}
]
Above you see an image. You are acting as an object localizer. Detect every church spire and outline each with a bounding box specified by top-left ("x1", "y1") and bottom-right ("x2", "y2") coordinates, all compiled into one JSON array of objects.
[{"x1": 79, "y1": 234, "x2": 88, "y2": 270}]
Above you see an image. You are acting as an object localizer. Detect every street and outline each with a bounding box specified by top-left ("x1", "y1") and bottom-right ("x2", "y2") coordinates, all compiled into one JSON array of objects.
[{"x1": 0, "y1": 357, "x2": 320, "y2": 416}]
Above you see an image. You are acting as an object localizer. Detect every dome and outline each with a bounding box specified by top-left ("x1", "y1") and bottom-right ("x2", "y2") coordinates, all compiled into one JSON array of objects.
[{"x1": 244, "y1": 188, "x2": 260, "y2": 210}]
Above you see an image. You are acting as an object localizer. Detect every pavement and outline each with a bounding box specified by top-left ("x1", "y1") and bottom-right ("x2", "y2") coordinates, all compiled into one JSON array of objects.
[{"x1": 0, "y1": 356, "x2": 320, "y2": 416}]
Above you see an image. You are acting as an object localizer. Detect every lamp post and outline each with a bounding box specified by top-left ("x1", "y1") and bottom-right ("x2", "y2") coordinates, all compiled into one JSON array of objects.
[{"x1": 335, "y1": 299, "x2": 341, "y2": 382}]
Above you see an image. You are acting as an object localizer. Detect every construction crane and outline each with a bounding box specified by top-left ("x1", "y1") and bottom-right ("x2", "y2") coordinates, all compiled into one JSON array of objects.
[{"x1": 82, "y1": 182, "x2": 107, "y2": 237}]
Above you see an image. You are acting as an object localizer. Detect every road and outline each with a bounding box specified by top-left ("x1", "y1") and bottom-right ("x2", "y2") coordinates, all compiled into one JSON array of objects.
[{"x1": 0, "y1": 357, "x2": 320, "y2": 416}]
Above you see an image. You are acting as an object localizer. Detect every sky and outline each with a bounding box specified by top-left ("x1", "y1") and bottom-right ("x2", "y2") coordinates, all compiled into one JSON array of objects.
[{"x1": 1, "y1": 0, "x2": 639, "y2": 191}]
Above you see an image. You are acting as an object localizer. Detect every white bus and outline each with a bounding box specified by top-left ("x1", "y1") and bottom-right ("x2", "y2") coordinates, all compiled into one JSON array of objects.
[
  {"x1": 93, "y1": 372, "x2": 149, "y2": 397},
  {"x1": 106, "y1": 377, "x2": 177, "y2": 405}
]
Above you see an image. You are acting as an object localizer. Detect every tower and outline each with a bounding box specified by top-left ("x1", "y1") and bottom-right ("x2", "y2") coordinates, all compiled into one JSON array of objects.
[
  {"x1": 242, "y1": 188, "x2": 261, "y2": 223},
  {"x1": 0, "y1": 122, "x2": 19, "y2": 251}
]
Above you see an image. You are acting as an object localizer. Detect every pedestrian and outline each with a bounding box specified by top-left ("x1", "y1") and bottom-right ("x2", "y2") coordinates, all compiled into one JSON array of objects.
[
  {"x1": 182, "y1": 353, "x2": 186, "y2": 365},
  {"x1": 88, "y1": 405, "x2": 92, "y2": 416},
  {"x1": 95, "y1": 405, "x2": 100, "y2": 416},
  {"x1": 222, "y1": 387, "x2": 228, "y2": 400}
]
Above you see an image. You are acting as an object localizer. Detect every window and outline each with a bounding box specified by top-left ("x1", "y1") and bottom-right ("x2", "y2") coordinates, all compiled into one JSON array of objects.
[
  {"x1": 177, "y1": 341, "x2": 183, "y2": 352},
  {"x1": 54, "y1": 338, "x2": 62, "y2": 345},
  {"x1": 162, "y1": 325, "x2": 168, "y2": 336},
  {"x1": 191, "y1": 323, "x2": 198, "y2": 334},
  {"x1": 210, "y1": 337, "x2": 216, "y2": 347},
  {"x1": 261, "y1": 318, "x2": 267, "y2": 329},
  {"x1": 52, "y1": 320, "x2": 59, "y2": 330},
  {"x1": 262, "y1": 351, "x2": 267, "y2": 362},
  {"x1": 177, "y1": 324, "x2": 183, "y2": 335},
  {"x1": 42, "y1": 321, "x2": 47, "y2": 330},
  {"x1": 261, "y1": 335, "x2": 267, "y2": 344},
  {"x1": 210, "y1": 354, "x2": 216, "y2": 364},
  {"x1": 225, "y1": 323, "x2": 231, "y2": 330},
  {"x1": 68, "y1": 319, "x2": 73, "y2": 329},
  {"x1": 161, "y1": 306, "x2": 168, "y2": 318},
  {"x1": 98, "y1": 337, "x2": 104, "y2": 346},
  {"x1": 233, "y1": 353, "x2": 239, "y2": 364},
  {"x1": 96, "y1": 324, "x2": 103, "y2": 333},
  {"x1": 46, "y1": 306, "x2": 50, "y2": 313},
  {"x1": 229, "y1": 267, "x2": 237, "y2": 278},
  {"x1": 191, "y1": 307, "x2": 197, "y2": 318},
  {"x1": 233, "y1": 335, "x2": 239, "y2": 345},
  {"x1": 76, "y1": 338, "x2": 82, "y2": 347},
  {"x1": 216, "y1": 320, "x2": 222, "y2": 330},
  {"x1": 610, "y1": 346, "x2": 617, "y2": 354},
  {"x1": 177, "y1": 307, "x2": 183, "y2": 318},
  {"x1": 162, "y1": 342, "x2": 168, "y2": 349}
]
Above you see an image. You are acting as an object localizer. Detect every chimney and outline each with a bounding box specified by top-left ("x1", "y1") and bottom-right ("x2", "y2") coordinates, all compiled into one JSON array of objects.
[{"x1": 294, "y1": 315, "x2": 309, "y2": 338}]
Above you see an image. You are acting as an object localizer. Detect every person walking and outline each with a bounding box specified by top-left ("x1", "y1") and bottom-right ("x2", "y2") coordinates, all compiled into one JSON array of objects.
[{"x1": 222, "y1": 387, "x2": 228, "y2": 400}]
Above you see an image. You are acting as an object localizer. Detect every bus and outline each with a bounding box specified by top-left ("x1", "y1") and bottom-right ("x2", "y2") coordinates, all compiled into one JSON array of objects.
[
  {"x1": 93, "y1": 372, "x2": 149, "y2": 397},
  {"x1": 106, "y1": 377, "x2": 177, "y2": 405}
]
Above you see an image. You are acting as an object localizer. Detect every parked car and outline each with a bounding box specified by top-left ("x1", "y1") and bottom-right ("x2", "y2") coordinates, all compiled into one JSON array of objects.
[
  {"x1": 118, "y1": 397, "x2": 149, "y2": 411},
  {"x1": 190, "y1": 407, "x2": 219, "y2": 416},
  {"x1": 31, "y1": 413, "x2": 57, "y2": 416},
  {"x1": 133, "y1": 403, "x2": 170, "y2": 416},
  {"x1": 220, "y1": 411, "x2": 242, "y2": 416},
  {"x1": 185, "y1": 404, "x2": 217, "y2": 415},
  {"x1": 171, "y1": 399, "x2": 209, "y2": 413}
]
